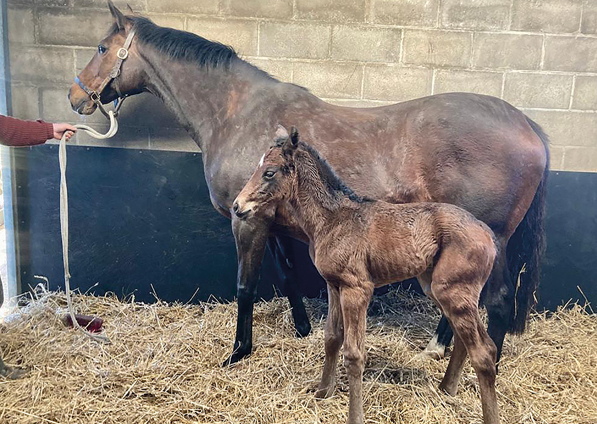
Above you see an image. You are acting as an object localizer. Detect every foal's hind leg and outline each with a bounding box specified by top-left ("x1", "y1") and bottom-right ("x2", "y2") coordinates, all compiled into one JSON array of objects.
[
  {"x1": 316, "y1": 283, "x2": 344, "y2": 399},
  {"x1": 268, "y1": 236, "x2": 312, "y2": 337},
  {"x1": 432, "y1": 269, "x2": 499, "y2": 424},
  {"x1": 339, "y1": 281, "x2": 374, "y2": 424}
]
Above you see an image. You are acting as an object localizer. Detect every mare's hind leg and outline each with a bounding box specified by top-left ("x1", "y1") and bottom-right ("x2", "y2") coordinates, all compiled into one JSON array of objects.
[
  {"x1": 316, "y1": 283, "x2": 344, "y2": 399},
  {"x1": 422, "y1": 315, "x2": 453, "y2": 360},
  {"x1": 432, "y1": 264, "x2": 499, "y2": 424},
  {"x1": 438, "y1": 333, "x2": 467, "y2": 395},
  {"x1": 417, "y1": 271, "x2": 453, "y2": 360},
  {"x1": 268, "y1": 236, "x2": 311, "y2": 337},
  {"x1": 484, "y1": 250, "x2": 514, "y2": 368}
]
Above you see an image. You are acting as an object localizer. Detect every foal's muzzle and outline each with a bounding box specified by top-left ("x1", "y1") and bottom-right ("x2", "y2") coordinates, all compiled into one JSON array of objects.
[{"x1": 232, "y1": 200, "x2": 250, "y2": 219}]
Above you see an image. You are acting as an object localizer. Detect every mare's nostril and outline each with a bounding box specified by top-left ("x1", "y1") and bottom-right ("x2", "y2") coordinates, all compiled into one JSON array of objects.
[{"x1": 232, "y1": 202, "x2": 239, "y2": 214}]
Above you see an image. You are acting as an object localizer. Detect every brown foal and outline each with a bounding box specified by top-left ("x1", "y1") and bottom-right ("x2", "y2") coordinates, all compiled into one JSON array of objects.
[{"x1": 233, "y1": 127, "x2": 500, "y2": 424}]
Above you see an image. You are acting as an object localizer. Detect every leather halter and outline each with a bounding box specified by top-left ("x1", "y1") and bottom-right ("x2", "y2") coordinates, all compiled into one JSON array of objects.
[{"x1": 74, "y1": 28, "x2": 136, "y2": 118}]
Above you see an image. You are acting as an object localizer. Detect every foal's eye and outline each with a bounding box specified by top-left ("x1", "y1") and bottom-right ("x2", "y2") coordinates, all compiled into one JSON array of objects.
[
  {"x1": 263, "y1": 170, "x2": 276, "y2": 180},
  {"x1": 98, "y1": 45, "x2": 107, "y2": 55}
]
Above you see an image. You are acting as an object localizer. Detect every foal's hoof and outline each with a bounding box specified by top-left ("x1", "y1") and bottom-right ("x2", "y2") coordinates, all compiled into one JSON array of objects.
[
  {"x1": 0, "y1": 365, "x2": 27, "y2": 380},
  {"x1": 294, "y1": 321, "x2": 312, "y2": 338},
  {"x1": 438, "y1": 381, "x2": 458, "y2": 397},
  {"x1": 315, "y1": 386, "x2": 334, "y2": 399}
]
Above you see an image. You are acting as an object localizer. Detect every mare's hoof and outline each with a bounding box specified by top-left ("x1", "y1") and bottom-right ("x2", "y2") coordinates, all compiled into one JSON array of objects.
[
  {"x1": 0, "y1": 365, "x2": 27, "y2": 380},
  {"x1": 415, "y1": 349, "x2": 444, "y2": 361},
  {"x1": 222, "y1": 349, "x2": 251, "y2": 367},
  {"x1": 418, "y1": 336, "x2": 447, "y2": 360},
  {"x1": 294, "y1": 321, "x2": 312, "y2": 338}
]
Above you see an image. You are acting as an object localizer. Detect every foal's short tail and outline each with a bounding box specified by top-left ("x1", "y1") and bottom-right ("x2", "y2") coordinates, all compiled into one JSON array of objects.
[{"x1": 506, "y1": 117, "x2": 550, "y2": 334}]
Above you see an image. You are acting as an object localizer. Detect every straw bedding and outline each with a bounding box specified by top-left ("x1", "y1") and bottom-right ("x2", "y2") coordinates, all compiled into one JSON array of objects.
[{"x1": 0, "y1": 287, "x2": 595, "y2": 424}]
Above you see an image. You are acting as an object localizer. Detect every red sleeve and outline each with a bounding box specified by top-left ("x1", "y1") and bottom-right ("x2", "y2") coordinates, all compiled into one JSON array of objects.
[{"x1": 0, "y1": 114, "x2": 54, "y2": 147}]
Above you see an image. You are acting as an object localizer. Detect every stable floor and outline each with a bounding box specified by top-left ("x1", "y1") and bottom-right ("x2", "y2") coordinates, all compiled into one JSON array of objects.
[{"x1": 0, "y1": 290, "x2": 595, "y2": 423}]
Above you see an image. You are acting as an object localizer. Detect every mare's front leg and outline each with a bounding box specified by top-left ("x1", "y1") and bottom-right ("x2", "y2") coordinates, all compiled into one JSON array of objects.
[
  {"x1": 339, "y1": 280, "x2": 374, "y2": 424},
  {"x1": 223, "y1": 215, "x2": 271, "y2": 366},
  {"x1": 0, "y1": 355, "x2": 26, "y2": 380},
  {"x1": 268, "y1": 236, "x2": 312, "y2": 337},
  {"x1": 315, "y1": 283, "x2": 343, "y2": 399}
]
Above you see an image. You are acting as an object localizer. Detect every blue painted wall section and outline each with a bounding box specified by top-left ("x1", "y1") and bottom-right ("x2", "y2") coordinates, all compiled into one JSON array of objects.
[{"x1": 14, "y1": 146, "x2": 596, "y2": 311}]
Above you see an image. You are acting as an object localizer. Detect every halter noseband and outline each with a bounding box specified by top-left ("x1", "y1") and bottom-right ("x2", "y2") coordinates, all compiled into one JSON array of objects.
[{"x1": 74, "y1": 28, "x2": 136, "y2": 119}]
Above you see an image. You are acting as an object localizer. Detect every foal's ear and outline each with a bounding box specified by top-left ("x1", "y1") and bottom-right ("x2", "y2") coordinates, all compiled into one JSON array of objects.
[
  {"x1": 281, "y1": 126, "x2": 299, "y2": 156},
  {"x1": 290, "y1": 127, "x2": 299, "y2": 146},
  {"x1": 108, "y1": 0, "x2": 127, "y2": 31}
]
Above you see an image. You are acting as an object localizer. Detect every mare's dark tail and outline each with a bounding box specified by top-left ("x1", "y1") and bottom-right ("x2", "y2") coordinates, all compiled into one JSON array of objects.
[{"x1": 506, "y1": 117, "x2": 550, "y2": 334}]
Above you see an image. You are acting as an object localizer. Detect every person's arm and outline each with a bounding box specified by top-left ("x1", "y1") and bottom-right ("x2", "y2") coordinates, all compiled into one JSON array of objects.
[{"x1": 0, "y1": 115, "x2": 76, "y2": 147}]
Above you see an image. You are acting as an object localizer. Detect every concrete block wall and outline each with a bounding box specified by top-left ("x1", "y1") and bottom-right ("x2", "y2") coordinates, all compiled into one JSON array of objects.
[{"x1": 5, "y1": 0, "x2": 597, "y2": 171}]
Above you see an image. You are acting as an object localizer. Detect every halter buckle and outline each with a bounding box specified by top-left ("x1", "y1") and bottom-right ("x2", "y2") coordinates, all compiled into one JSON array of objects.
[
  {"x1": 117, "y1": 48, "x2": 129, "y2": 60},
  {"x1": 89, "y1": 91, "x2": 101, "y2": 103}
]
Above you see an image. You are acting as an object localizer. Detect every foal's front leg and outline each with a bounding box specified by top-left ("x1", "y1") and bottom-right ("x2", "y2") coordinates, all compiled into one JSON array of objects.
[
  {"x1": 339, "y1": 281, "x2": 373, "y2": 424},
  {"x1": 316, "y1": 283, "x2": 343, "y2": 399}
]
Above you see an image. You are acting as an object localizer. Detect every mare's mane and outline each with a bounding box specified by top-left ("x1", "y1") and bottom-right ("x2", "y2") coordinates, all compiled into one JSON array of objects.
[{"x1": 110, "y1": 16, "x2": 272, "y2": 74}]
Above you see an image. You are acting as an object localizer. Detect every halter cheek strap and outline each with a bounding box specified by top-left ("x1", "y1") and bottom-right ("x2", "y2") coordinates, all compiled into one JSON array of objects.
[{"x1": 74, "y1": 28, "x2": 136, "y2": 118}]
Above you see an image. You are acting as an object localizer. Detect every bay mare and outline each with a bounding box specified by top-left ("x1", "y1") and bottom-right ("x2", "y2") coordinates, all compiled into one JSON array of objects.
[
  {"x1": 68, "y1": 3, "x2": 549, "y2": 366},
  {"x1": 233, "y1": 128, "x2": 500, "y2": 424}
]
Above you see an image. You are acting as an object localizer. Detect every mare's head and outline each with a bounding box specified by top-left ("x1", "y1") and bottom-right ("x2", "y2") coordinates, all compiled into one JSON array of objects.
[
  {"x1": 68, "y1": 1, "x2": 144, "y2": 114},
  {"x1": 70, "y1": 2, "x2": 241, "y2": 116},
  {"x1": 233, "y1": 126, "x2": 300, "y2": 220}
]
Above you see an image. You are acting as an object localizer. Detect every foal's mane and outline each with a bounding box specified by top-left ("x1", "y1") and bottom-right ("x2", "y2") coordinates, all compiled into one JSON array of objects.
[
  {"x1": 295, "y1": 142, "x2": 371, "y2": 204},
  {"x1": 111, "y1": 16, "x2": 241, "y2": 70}
]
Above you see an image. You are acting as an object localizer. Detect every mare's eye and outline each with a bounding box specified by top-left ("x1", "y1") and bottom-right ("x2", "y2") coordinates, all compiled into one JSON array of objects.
[
  {"x1": 98, "y1": 45, "x2": 107, "y2": 55},
  {"x1": 263, "y1": 170, "x2": 276, "y2": 180}
]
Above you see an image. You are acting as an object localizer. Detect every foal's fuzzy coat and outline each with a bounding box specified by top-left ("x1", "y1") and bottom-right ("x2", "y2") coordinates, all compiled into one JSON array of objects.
[{"x1": 234, "y1": 127, "x2": 500, "y2": 424}]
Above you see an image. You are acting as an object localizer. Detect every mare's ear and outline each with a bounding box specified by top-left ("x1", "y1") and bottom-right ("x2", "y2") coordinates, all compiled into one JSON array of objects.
[
  {"x1": 275, "y1": 136, "x2": 288, "y2": 148},
  {"x1": 108, "y1": 0, "x2": 128, "y2": 31},
  {"x1": 275, "y1": 124, "x2": 289, "y2": 139},
  {"x1": 274, "y1": 124, "x2": 289, "y2": 147},
  {"x1": 126, "y1": 3, "x2": 135, "y2": 14}
]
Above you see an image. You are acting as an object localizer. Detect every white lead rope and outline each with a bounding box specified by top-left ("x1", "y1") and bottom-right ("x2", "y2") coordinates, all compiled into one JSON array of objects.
[{"x1": 59, "y1": 111, "x2": 119, "y2": 344}]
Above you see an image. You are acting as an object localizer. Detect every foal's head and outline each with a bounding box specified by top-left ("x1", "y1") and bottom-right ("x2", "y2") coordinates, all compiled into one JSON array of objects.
[{"x1": 232, "y1": 126, "x2": 300, "y2": 220}]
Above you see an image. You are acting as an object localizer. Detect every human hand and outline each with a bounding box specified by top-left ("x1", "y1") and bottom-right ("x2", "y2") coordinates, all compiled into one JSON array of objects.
[{"x1": 53, "y1": 123, "x2": 77, "y2": 140}]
